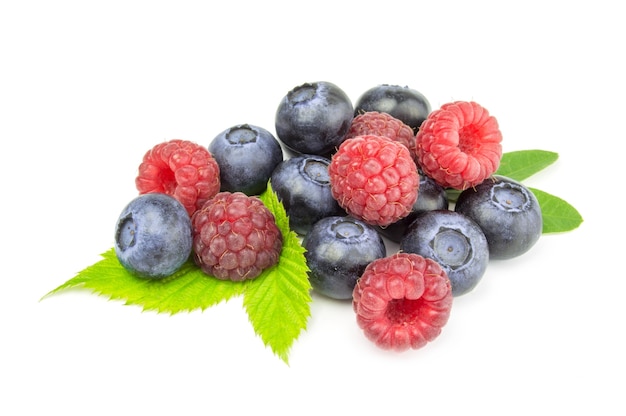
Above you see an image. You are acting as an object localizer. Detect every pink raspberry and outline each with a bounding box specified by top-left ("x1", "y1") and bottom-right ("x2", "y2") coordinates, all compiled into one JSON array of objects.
[
  {"x1": 328, "y1": 135, "x2": 419, "y2": 227},
  {"x1": 346, "y1": 111, "x2": 417, "y2": 162},
  {"x1": 191, "y1": 192, "x2": 283, "y2": 281},
  {"x1": 135, "y1": 139, "x2": 221, "y2": 216},
  {"x1": 353, "y1": 253, "x2": 453, "y2": 352},
  {"x1": 415, "y1": 101, "x2": 503, "y2": 190}
]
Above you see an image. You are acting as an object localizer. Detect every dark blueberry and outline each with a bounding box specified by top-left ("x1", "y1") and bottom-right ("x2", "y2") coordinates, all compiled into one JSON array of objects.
[
  {"x1": 271, "y1": 154, "x2": 346, "y2": 236},
  {"x1": 400, "y1": 210, "x2": 489, "y2": 297},
  {"x1": 303, "y1": 216, "x2": 386, "y2": 300},
  {"x1": 377, "y1": 171, "x2": 449, "y2": 242},
  {"x1": 354, "y1": 84, "x2": 431, "y2": 133},
  {"x1": 454, "y1": 175, "x2": 543, "y2": 260},
  {"x1": 275, "y1": 81, "x2": 354, "y2": 157},
  {"x1": 209, "y1": 123, "x2": 283, "y2": 196},
  {"x1": 114, "y1": 193, "x2": 193, "y2": 279}
]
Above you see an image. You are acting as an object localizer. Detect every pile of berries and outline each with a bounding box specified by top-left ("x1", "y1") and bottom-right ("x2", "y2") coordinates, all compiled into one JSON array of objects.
[
  {"x1": 114, "y1": 81, "x2": 544, "y2": 353},
  {"x1": 116, "y1": 139, "x2": 283, "y2": 282}
]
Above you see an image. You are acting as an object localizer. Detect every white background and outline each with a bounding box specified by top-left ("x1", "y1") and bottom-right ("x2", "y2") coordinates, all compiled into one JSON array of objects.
[{"x1": 2, "y1": 1, "x2": 624, "y2": 414}]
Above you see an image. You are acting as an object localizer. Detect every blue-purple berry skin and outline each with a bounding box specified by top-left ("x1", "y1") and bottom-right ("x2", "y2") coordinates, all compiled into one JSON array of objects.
[
  {"x1": 270, "y1": 154, "x2": 346, "y2": 236},
  {"x1": 377, "y1": 172, "x2": 449, "y2": 242},
  {"x1": 209, "y1": 124, "x2": 283, "y2": 196},
  {"x1": 303, "y1": 216, "x2": 386, "y2": 300},
  {"x1": 275, "y1": 81, "x2": 354, "y2": 157},
  {"x1": 400, "y1": 210, "x2": 489, "y2": 297},
  {"x1": 354, "y1": 84, "x2": 431, "y2": 133},
  {"x1": 114, "y1": 193, "x2": 192, "y2": 279},
  {"x1": 454, "y1": 175, "x2": 543, "y2": 260}
]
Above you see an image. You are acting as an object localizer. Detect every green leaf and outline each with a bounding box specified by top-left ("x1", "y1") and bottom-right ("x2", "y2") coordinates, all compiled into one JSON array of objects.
[
  {"x1": 446, "y1": 188, "x2": 461, "y2": 203},
  {"x1": 243, "y1": 246, "x2": 311, "y2": 365},
  {"x1": 495, "y1": 149, "x2": 559, "y2": 181},
  {"x1": 529, "y1": 187, "x2": 584, "y2": 233},
  {"x1": 446, "y1": 150, "x2": 566, "y2": 210},
  {"x1": 43, "y1": 184, "x2": 312, "y2": 364},
  {"x1": 246, "y1": 182, "x2": 312, "y2": 364},
  {"x1": 42, "y1": 249, "x2": 247, "y2": 313},
  {"x1": 259, "y1": 180, "x2": 292, "y2": 234}
]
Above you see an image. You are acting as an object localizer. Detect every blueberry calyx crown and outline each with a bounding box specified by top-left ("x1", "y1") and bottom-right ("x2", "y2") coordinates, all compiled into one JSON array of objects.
[
  {"x1": 491, "y1": 182, "x2": 532, "y2": 212},
  {"x1": 302, "y1": 158, "x2": 331, "y2": 185},
  {"x1": 287, "y1": 83, "x2": 317, "y2": 104},
  {"x1": 225, "y1": 124, "x2": 258, "y2": 145},
  {"x1": 330, "y1": 218, "x2": 365, "y2": 240},
  {"x1": 430, "y1": 227, "x2": 472, "y2": 270},
  {"x1": 116, "y1": 214, "x2": 136, "y2": 251}
]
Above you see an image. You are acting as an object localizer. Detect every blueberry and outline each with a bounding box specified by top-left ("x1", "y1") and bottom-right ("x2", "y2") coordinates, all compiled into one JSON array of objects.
[
  {"x1": 303, "y1": 216, "x2": 386, "y2": 300},
  {"x1": 454, "y1": 175, "x2": 543, "y2": 260},
  {"x1": 400, "y1": 210, "x2": 489, "y2": 297},
  {"x1": 275, "y1": 81, "x2": 354, "y2": 157},
  {"x1": 377, "y1": 171, "x2": 449, "y2": 242},
  {"x1": 209, "y1": 123, "x2": 283, "y2": 196},
  {"x1": 114, "y1": 193, "x2": 193, "y2": 279},
  {"x1": 354, "y1": 84, "x2": 431, "y2": 133},
  {"x1": 270, "y1": 154, "x2": 346, "y2": 236}
]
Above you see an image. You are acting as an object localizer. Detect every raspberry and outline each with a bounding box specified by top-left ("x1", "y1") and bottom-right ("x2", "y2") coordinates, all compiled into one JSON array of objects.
[
  {"x1": 135, "y1": 139, "x2": 221, "y2": 216},
  {"x1": 347, "y1": 111, "x2": 417, "y2": 163},
  {"x1": 415, "y1": 101, "x2": 503, "y2": 190},
  {"x1": 328, "y1": 135, "x2": 419, "y2": 227},
  {"x1": 191, "y1": 192, "x2": 283, "y2": 281},
  {"x1": 353, "y1": 253, "x2": 453, "y2": 352}
]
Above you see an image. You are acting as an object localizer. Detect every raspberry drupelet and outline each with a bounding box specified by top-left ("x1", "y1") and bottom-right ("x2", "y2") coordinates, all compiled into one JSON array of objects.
[
  {"x1": 135, "y1": 139, "x2": 221, "y2": 216},
  {"x1": 416, "y1": 101, "x2": 503, "y2": 190},
  {"x1": 353, "y1": 252, "x2": 453, "y2": 352},
  {"x1": 191, "y1": 192, "x2": 283, "y2": 281},
  {"x1": 346, "y1": 111, "x2": 418, "y2": 163},
  {"x1": 328, "y1": 135, "x2": 419, "y2": 227}
]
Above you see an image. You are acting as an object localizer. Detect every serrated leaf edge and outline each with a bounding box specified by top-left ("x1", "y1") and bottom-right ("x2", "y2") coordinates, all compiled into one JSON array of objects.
[{"x1": 42, "y1": 183, "x2": 312, "y2": 364}]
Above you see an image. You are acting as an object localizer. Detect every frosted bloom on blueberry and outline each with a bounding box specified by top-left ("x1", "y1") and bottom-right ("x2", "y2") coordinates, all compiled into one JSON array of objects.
[{"x1": 114, "y1": 193, "x2": 193, "y2": 279}]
